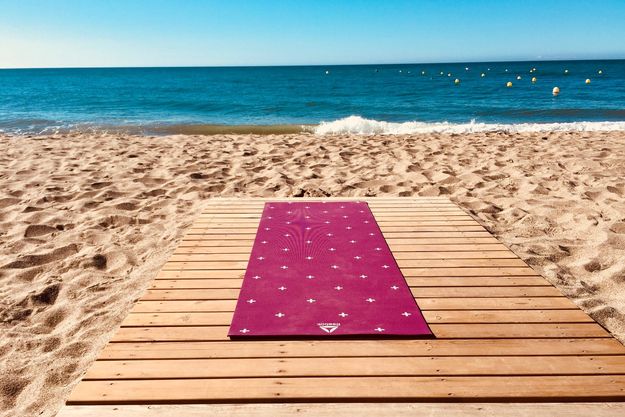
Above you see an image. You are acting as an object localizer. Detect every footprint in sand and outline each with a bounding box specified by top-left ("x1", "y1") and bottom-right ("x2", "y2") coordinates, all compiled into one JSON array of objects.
[
  {"x1": 114, "y1": 202, "x2": 138, "y2": 211},
  {"x1": 610, "y1": 222, "x2": 625, "y2": 234},
  {"x1": 0, "y1": 197, "x2": 21, "y2": 208},
  {"x1": 22, "y1": 206, "x2": 44, "y2": 213},
  {"x1": 24, "y1": 225, "x2": 57, "y2": 238},
  {"x1": 90, "y1": 181, "x2": 112, "y2": 189},
  {"x1": 2, "y1": 244, "x2": 79, "y2": 269},
  {"x1": 0, "y1": 377, "x2": 29, "y2": 409}
]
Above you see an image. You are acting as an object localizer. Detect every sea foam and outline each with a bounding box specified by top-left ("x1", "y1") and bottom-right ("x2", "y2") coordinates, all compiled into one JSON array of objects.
[{"x1": 314, "y1": 116, "x2": 625, "y2": 135}]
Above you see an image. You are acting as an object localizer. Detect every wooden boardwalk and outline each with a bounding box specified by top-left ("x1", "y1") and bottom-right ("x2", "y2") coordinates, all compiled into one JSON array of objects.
[{"x1": 61, "y1": 197, "x2": 625, "y2": 415}]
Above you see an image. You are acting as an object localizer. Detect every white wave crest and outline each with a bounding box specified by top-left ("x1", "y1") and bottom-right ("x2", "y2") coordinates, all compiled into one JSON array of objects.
[{"x1": 313, "y1": 115, "x2": 625, "y2": 135}]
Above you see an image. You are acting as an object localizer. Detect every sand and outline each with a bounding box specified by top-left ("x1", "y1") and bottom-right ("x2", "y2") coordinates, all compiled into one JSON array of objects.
[{"x1": 1, "y1": 130, "x2": 625, "y2": 416}]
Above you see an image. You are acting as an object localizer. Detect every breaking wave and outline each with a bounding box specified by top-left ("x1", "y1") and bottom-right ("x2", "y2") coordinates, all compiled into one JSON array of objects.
[{"x1": 313, "y1": 116, "x2": 625, "y2": 135}]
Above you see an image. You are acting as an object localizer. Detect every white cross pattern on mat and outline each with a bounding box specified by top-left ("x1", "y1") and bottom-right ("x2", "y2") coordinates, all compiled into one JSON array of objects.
[{"x1": 230, "y1": 201, "x2": 431, "y2": 338}]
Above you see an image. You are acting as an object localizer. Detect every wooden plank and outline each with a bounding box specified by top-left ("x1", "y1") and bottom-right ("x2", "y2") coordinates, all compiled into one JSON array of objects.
[
  {"x1": 201, "y1": 208, "x2": 465, "y2": 213},
  {"x1": 417, "y1": 297, "x2": 578, "y2": 310},
  {"x1": 200, "y1": 216, "x2": 476, "y2": 223},
  {"x1": 84, "y1": 355, "x2": 625, "y2": 380},
  {"x1": 203, "y1": 203, "x2": 454, "y2": 206},
  {"x1": 151, "y1": 279, "x2": 243, "y2": 288},
  {"x1": 98, "y1": 338, "x2": 625, "y2": 360},
  {"x1": 167, "y1": 251, "x2": 518, "y2": 262},
  {"x1": 131, "y1": 297, "x2": 578, "y2": 313},
  {"x1": 133, "y1": 300, "x2": 238, "y2": 312},
  {"x1": 174, "y1": 246, "x2": 254, "y2": 254},
  {"x1": 408, "y1": 277, "x2": 548, "y2": 286},
  {"x1": 202, "y1": 198, "x2": 452, "y2": 203},
  {"x1": 160, "y1": 259, "x2": 528, "y2": 270},
  {"x1": 198, "y1": 209, "x2": 465, "y2": 216},
  {"x1": 202, "y1": 197, "x2": 450, "y2": 200},
  {"x1": 203, "y1": 202, "x2": 454, "y2": 205},
  {"x1": 192, "y1": 216, "x2": 476, "y2": 224},
  {"x1": 189, "y1": 221, "x2": 480, "y2": 230},
  {"x1": 201, "y1": 200, "x2": 456, "y2": 204},
  {"x1": 419, "y1": 287, "x2": 561, "y2": 297},
  {"x1": 140, "y1": 286, "x2": 560, "y2": 301},
  {"x1": 176, "y1": 237, "x2": 502, "y2": 247},
  {"x1": 203, "y1": 196, "x2": 449, "y2": 200},
  {"x1": 200, "y1": 204, "x2": 461, "y2": 209},
  {"x1": 155, "y1": 267, "x2": 539, "y2": 279},
  {"x1": 181, "y1": 232, "x2": 496, "y2": 241},
  {"x1": 67, "y1": 375, "x2": 625, "y2": 403},
  {"x1": 426, "y1": 310, "x2": 592, "y2": 323},
  {"x1": 55, "y1": 403, "x2": 625, "y2": 417},
  {"x1": 156, "y1": 270, "x2": 245, "y2": 279},
  {"x1": 177, "y1": 240, "x2": 255, "y2": 247},
  {"x1": 404, "y1": 258, "x2": 527, "y2": 267},
  {"x1": 173, "y1": 243, "x2": 510, "y2": 254},
  {"x1": 404, "y1": 267, "x2": 537, "y2": 276},
  {"x1": 111, "y1": 323, "x2": 610, "y2": 342},
  {"x1": 142, "y1": 289, "x2": 240, "y2": 300},
  {"x1": 150, "y1": 277, "x2": 549, "y2": 288},
  {"x1": 120, "y1": 310, "x2": 593, "y2": 327},
  {"x1": 185, "y1": 226, "x2": 486, "y2": 235},
  {"x1": 431, "y1": 323, "x2": 611, "y2": 339},
  {"x1": 198, "y1": 210, "x2": 468, "y2": 218},
  {"x1": 203, "y1": 203, "x2": 461, "y2": 207}
]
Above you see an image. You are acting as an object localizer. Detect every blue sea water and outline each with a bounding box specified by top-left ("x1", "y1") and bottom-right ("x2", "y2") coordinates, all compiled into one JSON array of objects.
[{"x1": 1, "y1": 60, "x2": 624, "y2": 134}]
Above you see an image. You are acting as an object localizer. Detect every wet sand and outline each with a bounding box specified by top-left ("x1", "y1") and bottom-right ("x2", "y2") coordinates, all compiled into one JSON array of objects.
[{"x1": 1, "y1": 131, "x2": 625, "y2": 416}]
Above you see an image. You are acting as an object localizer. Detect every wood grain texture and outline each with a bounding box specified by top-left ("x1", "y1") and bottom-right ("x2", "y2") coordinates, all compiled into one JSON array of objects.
[
  {"x1": 63, "y1": 198, "x2": 625, "y2": 406},
  {"x1": 56, "y1": 403, "x2": 625, "y2": 417}
]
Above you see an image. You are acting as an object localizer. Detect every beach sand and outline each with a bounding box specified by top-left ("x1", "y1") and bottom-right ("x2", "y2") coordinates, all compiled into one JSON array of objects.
[{"x1": 1, "y1": 131, "x2": 625, "y2": 416}]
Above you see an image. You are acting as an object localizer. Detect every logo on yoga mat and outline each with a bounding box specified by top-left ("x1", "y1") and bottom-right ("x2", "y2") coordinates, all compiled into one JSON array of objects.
[{"x1": 318, "y1": 323, "x2": 341, "y2": 333}]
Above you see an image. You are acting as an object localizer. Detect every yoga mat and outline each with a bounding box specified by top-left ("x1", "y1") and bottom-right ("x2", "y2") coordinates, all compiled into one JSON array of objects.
[{"x1": 228, "y1": 201, "x2": 432, "y2": 338}]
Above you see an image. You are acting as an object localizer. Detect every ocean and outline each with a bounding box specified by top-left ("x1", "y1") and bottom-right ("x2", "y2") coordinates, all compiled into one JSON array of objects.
[{"x1": 1, "y1": 59, "x2": 625, "y2": 135}]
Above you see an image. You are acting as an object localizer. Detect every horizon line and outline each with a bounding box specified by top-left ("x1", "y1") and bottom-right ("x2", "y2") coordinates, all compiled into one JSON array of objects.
[{"x1": 2, "y1": 57, "x2": 625, "y2": 71}]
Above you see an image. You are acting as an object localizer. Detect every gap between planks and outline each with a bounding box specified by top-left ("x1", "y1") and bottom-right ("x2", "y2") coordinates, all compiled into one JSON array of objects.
[{"x1": 109, "y1": 323, "x2": 611, "y2": 342}]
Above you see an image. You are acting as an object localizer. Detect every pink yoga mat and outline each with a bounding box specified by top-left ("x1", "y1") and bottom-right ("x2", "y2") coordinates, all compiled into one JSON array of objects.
[{"x1": 228, "y1": 201, "x2": 432, "y2": 338}]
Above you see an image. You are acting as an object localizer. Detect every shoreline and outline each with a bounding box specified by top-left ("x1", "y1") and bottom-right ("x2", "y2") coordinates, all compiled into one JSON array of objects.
[
  {"x1": 4, "y1": 117, "x2": 625, "y2": 137},
  {"x1": 1, "y1": 130, "x2": 625, "y2": 416}
]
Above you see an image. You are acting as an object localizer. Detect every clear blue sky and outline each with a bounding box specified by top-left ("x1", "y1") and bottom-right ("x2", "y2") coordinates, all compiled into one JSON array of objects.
[{"x1": 2, "y1": 0, "x2": 625, "y2": 68}]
